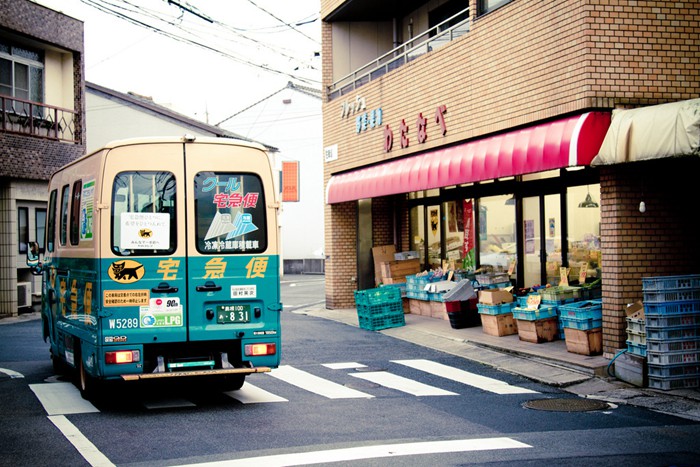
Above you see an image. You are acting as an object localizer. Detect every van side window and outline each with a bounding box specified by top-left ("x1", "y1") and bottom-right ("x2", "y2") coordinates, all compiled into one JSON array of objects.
[
  {"x1": 111, "y1": 171, "x2": 176, "y2": 256},
  {"x1": 194, "y1": 172, "x2": 267, "y2": 254},
  {"x1": 70, "y1": 180, "x2": 82, "y2": 245},
  {"x1": 60, "y1": 185, "x2": 70, "y2": 246},
  {"x1": 47, "y1": 189, "x2": 56, "y2": 252}
]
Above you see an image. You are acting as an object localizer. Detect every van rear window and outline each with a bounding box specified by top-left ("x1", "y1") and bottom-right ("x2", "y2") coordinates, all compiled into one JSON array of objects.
[
  {"x1": 111, "y1": 171, "x2": 176, "y2": 256},
  {"x1": 194, "y1": 172, "x2": 267, "y2": 254}
]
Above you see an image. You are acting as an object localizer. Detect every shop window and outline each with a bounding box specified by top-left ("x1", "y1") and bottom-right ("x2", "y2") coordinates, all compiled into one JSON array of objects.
[
  {"x1": 35, "y1": 208, "x2": 46, "y2": 253},
  {"x1": 409, "y1": 206, "x2": 425, "y2": 265},
  {"x1": 427, "y1": 204, "x2": 442, "y2": 268},
  {"x1": 18, "y1": 207, "x2": 28, "y2": 253},
  {"x1": 543, "y1": 194, "x2": 562, "y2": 286},
  {"x1": 478, "y1": 195, "x2": 516, "y2": 275},
  {"x1": 567, "y1": 184, "x2": 601, "y2": 285}
]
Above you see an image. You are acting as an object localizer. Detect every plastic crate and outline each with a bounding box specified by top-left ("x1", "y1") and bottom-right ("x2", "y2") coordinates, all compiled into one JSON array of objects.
[
  {"x1": 512, "y1": 305, "x2": 558, "y2": 321},
  {"x1": 642, "y1": 274, "x2": 700, "y2": 292},
  {"x1": 405, "y1": 290, "x2": 429, "y2": 301},
  {"x1": 644, "y1": 300, "x2": 700, "y2": 315},
  {"x1": 626, "y1": 341, "x2": 647, "y2": 357},
  {"x1": 626, "y1": 329, "x2": 646, "y2": 346},
  {"x1": 646, "y1": 338, "x2": 700, "y2": 353},
  {"x1": 648, "y1": 375, "x2": 700, "y2": 391},
  {"x1": 481, "y1": 281, "x2": 512, "y2": 289},
  {"x1": 476, "y1": 302, "x2": 515, "y2": 315},
  {"x1": 626, "y1": 316, "x2": 646, "y2": 334},
  {"x1": 647, "y1": 363, "x2": 700, "y2": 378},
  {"x1": 644, "y1": 312, "x2": 700, "y2": 328},
  {"x1": 538, "y1": 286, "x2": 581, "y2": 303},
  {"x1": 646, "y1": 325, "x2": 700, "y2": 341},
  {"x1": 647, "y1": 349, "x2": 700, "y2": 365},
  {"x1": 354, "y1": 287, "x2": 402, "y2": 307},
  {"x1": 475, "y1": 273, "x2": 510, "y2": 285},
  {"x1": 406, "y1": 274, "x2": 430, "y2": 287},
  {"x1": 561, "y1": 315, "x2": 602, "y2": 330},
  {"x1": 643, "y1": 289, "x2": 700, "y2": 304},
  {"x1": 357, "y1": 303, "x2": 405, "y2": 331},
  {"x1": 558, "y1": 300, "x2": 602, "y2": 320},
  {"x1": 580, "y1": 287, "x2": 602, "y2": 300}
]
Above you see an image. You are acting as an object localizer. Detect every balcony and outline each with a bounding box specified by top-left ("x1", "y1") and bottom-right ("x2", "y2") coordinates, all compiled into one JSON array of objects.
[
  {"x1": 328, "y1": 8, "x2": 470, "y2": 101},
  {"x1": 1, "y1": 95, "x2": 77, "y2": 143}
]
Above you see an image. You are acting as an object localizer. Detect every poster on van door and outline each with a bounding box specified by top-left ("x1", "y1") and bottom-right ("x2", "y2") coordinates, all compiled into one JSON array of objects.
[
  {"x1": 80, "y1": 179, "x2": 95, "y2": 240},
  {"x1": 120, "y1": 212, "x2": 170, "y2": 250}
]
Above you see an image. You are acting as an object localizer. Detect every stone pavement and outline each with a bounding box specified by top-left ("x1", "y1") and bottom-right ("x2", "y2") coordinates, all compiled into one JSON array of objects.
[{"x1": 298, "y1": 306, "x2": 700, "y2": 422}]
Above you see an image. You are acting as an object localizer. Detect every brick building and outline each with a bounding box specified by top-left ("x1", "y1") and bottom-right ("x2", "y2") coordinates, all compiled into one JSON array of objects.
[
  {"x1": 0, "y1": 0, "x2": 85, "y2": 316},
  {"x1": 321, "y1": 0, "x2": 700, "y2": 357}
]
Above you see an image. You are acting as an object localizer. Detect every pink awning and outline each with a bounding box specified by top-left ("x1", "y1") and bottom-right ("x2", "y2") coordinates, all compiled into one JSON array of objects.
[{"x1": 326, "y1": 111, "x2": 611, "y2": 204}]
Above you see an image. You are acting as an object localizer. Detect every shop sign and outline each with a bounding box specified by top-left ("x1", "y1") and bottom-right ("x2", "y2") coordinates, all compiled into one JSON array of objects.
[
  {"x1": 384, "y1": 105, "x2": 447, "y2": 152},
  {"x1": 339, "y1": 94, "x2": 382, "y2": 134}
]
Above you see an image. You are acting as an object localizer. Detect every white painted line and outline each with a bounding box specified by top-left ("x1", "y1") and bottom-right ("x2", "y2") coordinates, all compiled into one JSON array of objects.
[
  {"x1": 350, "y1": 371, "x2": 458, "y2": 396},
  {"x1": 392, "y1": 359, "x2": 540, "y2": 395},
  {"x1": 174, "y1": 437, "x2": 531, "y2": 466},
  {"x1": 29, "y1": 383, "x2": 99, "y2": 415},
  {"x1": 267, "y1": 365, "x2": 373, "y2": 399},
  {"x1": 322, "y1": 362, "x2": 367, "y2": 370},
  {"x1": 0, "y1": 367, "x2": 24, "y2": 378},
  {"x1": 48, "y1": 415, "x2": 115, "y2": 467},
  {"x1": 225, "y1": 383, "x2": 288, "y2": 404}
]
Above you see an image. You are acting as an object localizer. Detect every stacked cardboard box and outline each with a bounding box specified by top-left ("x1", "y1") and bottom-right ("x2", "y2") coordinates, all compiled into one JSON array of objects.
[{"x1": 477, "y1": 288, "x2": 517, "y2": 337}]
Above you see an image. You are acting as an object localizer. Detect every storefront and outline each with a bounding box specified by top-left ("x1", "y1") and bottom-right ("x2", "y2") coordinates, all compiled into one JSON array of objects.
[{"x1": 326, "y1": 111, "x2": 610, "y2": 291}]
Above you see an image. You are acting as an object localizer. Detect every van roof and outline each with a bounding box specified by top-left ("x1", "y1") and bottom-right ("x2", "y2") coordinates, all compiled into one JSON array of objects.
[{"x1": 97, "y1": 135, "x2": 267, "y2": 152}]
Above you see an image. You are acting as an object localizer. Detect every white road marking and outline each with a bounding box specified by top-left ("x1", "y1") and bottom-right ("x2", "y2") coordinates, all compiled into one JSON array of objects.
[
  {"x1": 322, "y1": 362, "x2": 367, "y2": 369},
  {"x1": 29, "y1": 382, "x2": 99, "y2": 415},
  {"x1": 0, "y1": 367, "x2": 24, "y2": 378},
  {"x1": 267, "y1": 365, "x2": 373, "y2": 399},
  {"x1": 173, "y1": 437, "x2": 532, "y2": 466},
  {"x1": 48, "y1": 415, "x2": 115, "y2": 467},
  {"x1": 350, "y1": 371, "x2": 458, "y2": 396},
  {"x1": 225, "y1": 383, "x2": 288, "y2": 404},
  {"x1": 393, "y1": 359, "x2": 540, "y2": 395}
]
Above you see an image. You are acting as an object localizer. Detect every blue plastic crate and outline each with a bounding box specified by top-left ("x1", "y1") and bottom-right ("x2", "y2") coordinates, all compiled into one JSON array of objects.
[
  {"x1": 512, "y1": 305, "x2": 558, "y2": 321},
  {"x1": 558, "y1": 300, "x2": 603, "y2": 320},
  {"x1": 356, "y1": 300, "x2": 403, "y2": 318},
  {"x1": 561, "y1": 315, "x2": 602, "y2": 330},
  {"x1": 643, "y1": 289, "x2": 700, "y2": 304},
  {"x1": 406, "y1": 290, "x2": 429, "y2": 301},
  {"x1": 354, "y1": 287, "x2": 402, "y2": 307},
  {"x1": 477, "y1": 302, "x2": 515, "y2": 315},
  {"x1": 642, "y1": 274, "x2": 700, "y2": 292},
  {"x1": 538, "y1": 286, "x2": 581, "y2": 303},
  {"x1": 644, "y1": 300, "x2": 700, "y2": 315},
  {"x1": 626, "y1": 341, "x2": 647, "y2": 357}
]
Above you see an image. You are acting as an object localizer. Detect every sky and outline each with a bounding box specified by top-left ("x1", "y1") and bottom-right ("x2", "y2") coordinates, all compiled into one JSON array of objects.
[{"x1": 32, "y1": 0, "x2": 322, "y2": 125}]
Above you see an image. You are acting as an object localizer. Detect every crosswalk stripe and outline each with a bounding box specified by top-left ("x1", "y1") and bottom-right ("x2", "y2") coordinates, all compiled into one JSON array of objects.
[
  {"x1": 225, "y1": 383, "x2": 288, "y2": 404},
  {"x1": 267, "y1": 365, "x2": 373, "y2": 399},
  {"x1": 392, "y1": 359, "x2": 539, "y2": 395},
  {"x1": 350, "y1": 371, "x2": 458, "y2": 396},
  {"x1": 322, "y1": 362, "x2": 367, "y2": 370},
  {"x1": 29, "y1": 382, "x2": 99, "y2": 415}
]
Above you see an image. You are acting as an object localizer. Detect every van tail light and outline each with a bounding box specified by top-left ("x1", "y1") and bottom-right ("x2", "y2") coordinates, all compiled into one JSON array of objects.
[
  {"x1": 105, "y1": 350, "x2": 140, "y2": 364},
  {"x1": 245, "y1": 343, "x2": 276, "y2": 357}
]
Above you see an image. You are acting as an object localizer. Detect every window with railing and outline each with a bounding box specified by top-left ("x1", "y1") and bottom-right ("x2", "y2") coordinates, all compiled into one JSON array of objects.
[
  {"x1": 1, "y1": 39, "x2": 44, "y2": 114},
  {"x1": 328, "y1": 7, "x2": 470, "y2": 100}
]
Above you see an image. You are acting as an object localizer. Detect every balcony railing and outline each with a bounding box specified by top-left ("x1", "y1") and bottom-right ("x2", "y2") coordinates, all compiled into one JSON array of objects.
[
  {"x1": 328, "y1": 8, "x2": 471, "y2": 101},
  {"x1": 0, "y1": 95, "x2": 77, "y2": 143}
]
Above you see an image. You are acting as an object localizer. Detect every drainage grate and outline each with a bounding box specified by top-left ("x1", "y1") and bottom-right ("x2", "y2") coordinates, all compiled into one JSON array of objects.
[{"x1": 523, "y1": 398, "x2": 610, "y2": 412}]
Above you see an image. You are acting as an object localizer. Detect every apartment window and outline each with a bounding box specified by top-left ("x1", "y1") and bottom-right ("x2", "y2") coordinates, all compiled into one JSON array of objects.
[
  {"x1": 36, "y1": 208, "x2": 46, "y2": 253},
  {"x1": 18, "y1": 207, "x2": 28, "y2": 254},
  {"x1": 0, "y1": 38, "x2": 45, "y2": 114},
  {"x1": 478, "y1": 0, "x2": 512, "y2": 15}
]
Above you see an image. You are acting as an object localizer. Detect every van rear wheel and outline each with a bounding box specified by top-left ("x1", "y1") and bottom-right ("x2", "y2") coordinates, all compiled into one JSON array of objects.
[
  {"x1": 218, "y1": 374, "x2": 245, "y2": 391},
  {"x1": 77, "y1": 356, "x2": 100, "y2": 400}
]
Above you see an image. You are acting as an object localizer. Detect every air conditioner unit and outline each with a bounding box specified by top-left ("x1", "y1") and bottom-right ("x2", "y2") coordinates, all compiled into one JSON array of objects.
[{"x1": 17, "y1": 282, "x2": 31, "y2": 308}]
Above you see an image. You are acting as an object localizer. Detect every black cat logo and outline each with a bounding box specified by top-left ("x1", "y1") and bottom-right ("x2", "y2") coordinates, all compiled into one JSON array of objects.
[
  {"x1": 109, "y1": 261, "x2": 145, "y2": 283},
  {"x1": 139, "y1": 229, "x2": 153, "y2": 238}
]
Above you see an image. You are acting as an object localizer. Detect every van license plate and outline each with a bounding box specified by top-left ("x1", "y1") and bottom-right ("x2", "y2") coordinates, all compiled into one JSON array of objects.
[{"x1": 217, "y1": 305, "x2": 251, "y2": 323}]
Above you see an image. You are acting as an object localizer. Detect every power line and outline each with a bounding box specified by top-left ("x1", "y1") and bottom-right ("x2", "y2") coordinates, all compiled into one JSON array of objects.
[{"x1": 246, "y1": 0, "x2": 320, "y2": 46}]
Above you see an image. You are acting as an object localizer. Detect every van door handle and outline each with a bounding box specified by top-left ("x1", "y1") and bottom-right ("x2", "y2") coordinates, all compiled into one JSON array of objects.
[
  {"x1": 196, "y1": 280, "x2": 222, "y2": 292},
  {"x1": 152, "y1": 282, "x2": 178, "y2": 294}
]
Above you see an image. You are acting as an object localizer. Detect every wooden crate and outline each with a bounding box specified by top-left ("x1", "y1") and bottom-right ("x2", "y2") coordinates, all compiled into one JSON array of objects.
[
  {"x1": 480, "y1": 313, "x2": 518, "y2": 336},
  {"x1": 419, "y1": 300, "x2": 432, "y2": 317},
  {"x1": 564, "y1": 327, "x2": 602, "y2": 355},
  {"x1": 408, "y1": 299, "x2": 422, "y2": 314},
  {"x1": 430, "y1": 301, "x2": 448, "y2": 320},
  {"x1": 517, "y1": 317, "x2": 559, "y2": 343}
]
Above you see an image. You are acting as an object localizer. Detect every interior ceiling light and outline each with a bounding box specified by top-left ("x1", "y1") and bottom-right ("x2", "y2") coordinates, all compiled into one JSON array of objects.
[{"x1": 579, "y1": 186, "x2": 599, "y2": 208}]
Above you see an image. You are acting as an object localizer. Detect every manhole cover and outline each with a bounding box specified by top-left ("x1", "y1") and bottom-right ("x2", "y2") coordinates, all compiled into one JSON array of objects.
[{"x1": 523, "y1": 398, "x2": 609, "y2": 412}]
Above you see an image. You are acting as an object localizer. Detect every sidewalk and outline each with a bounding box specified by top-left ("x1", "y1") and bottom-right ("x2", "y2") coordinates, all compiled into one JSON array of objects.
[{"x1": 299, "y1": 306, "x2": 700, "y2": 422}]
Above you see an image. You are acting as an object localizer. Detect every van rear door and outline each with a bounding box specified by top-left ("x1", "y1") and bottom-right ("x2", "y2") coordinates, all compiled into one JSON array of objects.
[{"x1": 100, "y1": 142, "x2": 188, "y2": 344}]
